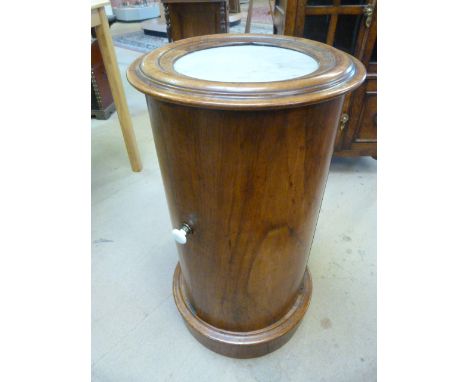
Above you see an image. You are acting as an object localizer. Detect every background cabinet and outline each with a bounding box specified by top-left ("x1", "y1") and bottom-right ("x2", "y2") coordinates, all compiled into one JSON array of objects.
[
  {"x1": 162, "y1": 0, "x2": 229, "y2": 42},
  {"x1": 229, "y1": 0, "x2": 241, "y2": 13},
  {"x1": 274, "y1": 0, "x2": 377, "y2": 157},
  {"x1": 91, "y1": 40, "x2": 115, "y2": 120}
]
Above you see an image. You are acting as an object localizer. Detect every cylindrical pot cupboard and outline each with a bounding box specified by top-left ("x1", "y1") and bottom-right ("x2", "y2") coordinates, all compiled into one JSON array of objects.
[{"x1": 128, "y1": 34, "x2": 366, "y2": 358}]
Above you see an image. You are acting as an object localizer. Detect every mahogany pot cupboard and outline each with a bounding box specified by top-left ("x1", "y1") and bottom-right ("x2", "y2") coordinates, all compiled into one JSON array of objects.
[
  {"x1": 128, "y1": 34, "x2": 366, "y2": 358},
  {"x1": 274, "y1": 0, "x2": 377, "y2": 157},
  {"x1": 162, "y1": 0, "x2": 229, "y2": 42}
]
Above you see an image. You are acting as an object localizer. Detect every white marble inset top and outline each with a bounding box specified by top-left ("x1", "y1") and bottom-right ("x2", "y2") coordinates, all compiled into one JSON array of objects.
[{"x1": 173, "y1": 45, "x2": 319, "y2": 83}]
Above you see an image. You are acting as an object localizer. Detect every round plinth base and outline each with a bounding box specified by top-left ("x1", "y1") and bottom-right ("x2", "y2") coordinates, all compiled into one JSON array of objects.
[{"x1": 173, "y1": 263, "x2": 313, "y2": 358}]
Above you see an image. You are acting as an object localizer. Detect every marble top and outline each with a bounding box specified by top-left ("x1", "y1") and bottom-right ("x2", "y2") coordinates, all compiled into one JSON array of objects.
[{"x1": 173, "y1": 45, "x2": 319, "y2": 83}]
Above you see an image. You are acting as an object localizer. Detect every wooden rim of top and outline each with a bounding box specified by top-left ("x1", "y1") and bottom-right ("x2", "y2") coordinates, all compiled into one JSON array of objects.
[{"x1": 127, "y1": 34, "x2": 367, "y2": 110}]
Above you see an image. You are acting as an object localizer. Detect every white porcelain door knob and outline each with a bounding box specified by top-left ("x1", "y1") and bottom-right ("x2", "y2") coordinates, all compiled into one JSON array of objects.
[{"x1": 172, "y1": 223, "x2": 192, "y2": 244}]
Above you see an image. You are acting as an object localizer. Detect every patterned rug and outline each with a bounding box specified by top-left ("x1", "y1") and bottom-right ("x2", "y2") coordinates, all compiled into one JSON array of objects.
[
  {"x1": 113, "y1": 22, "x2": 273, "y2": 53},
  {"x1": 112, "y1": 1, "x2": 274, "y2": 53},
  {"x1": 113, "y1": 31, "x2": 167, "y2": 53}
]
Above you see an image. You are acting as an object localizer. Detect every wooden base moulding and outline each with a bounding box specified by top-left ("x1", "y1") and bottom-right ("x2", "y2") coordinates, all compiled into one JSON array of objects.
[{"x1": 173, "y1": 263, "x2": 313, "y2": 358}]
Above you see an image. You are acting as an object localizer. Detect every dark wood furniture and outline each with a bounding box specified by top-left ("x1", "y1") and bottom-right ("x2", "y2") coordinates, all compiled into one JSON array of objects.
[
  {"x1": 91, "y1": 40, "x2": 115, "y2": 120},
  {"x1": 162, "y1": 0, "x2": 229, "y2": 42},
  {"x1": 128, "y1": 34, "x2": 365, "y2": 358},
  {"x1": 229, "y1": 0, "x2": 241, "y2": 13},
  {"x1": 274, "y1": 0, "x2": 377, "y2": 157},
  {"x1": 91, "y1": 15, "x2": 117, "y2": 120}
]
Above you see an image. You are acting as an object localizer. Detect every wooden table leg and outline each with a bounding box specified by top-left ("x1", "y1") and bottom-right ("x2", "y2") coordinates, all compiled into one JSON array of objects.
[
  {"x1": 268, "y1": 0, "x2": 274, "y2": 25},
  {"x1": 94, "y1": 7, "x2": 142, "y2": 172},
  {"x1": 245, "y1": 0, "x2": 254, "y2": 33}
]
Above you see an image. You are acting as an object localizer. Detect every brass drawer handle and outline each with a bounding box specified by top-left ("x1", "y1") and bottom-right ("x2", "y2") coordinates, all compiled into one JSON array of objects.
[
  {"x1": 363, "y1": 5, "x2": 374, "y2": 28},
  {"x1": 340, "y1": 113, "x2": 349, "y2": 131}
]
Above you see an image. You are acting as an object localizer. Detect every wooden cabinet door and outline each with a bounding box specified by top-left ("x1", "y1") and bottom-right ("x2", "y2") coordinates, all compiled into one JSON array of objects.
[
  {"x1": 340, "y1": 74, "x2": 376, "y2": 155},
  {"x1": 275, "y1": 0, "x2": 377, "y2": 156},
  {"x1": 293, "y1": 0, "x2": 373, "y2": 49},
  {"x1": 339, "y1": 5, "x2": 376, "y2": 155}
]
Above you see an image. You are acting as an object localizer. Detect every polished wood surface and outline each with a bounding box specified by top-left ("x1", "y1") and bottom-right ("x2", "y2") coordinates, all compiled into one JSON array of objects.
[
  {"x1": 173, "y1": 264, "x2": 312, "y2": 358},
  {"x1": 274, "y1": 0, "x2": 377, "y2": 158},
  {"x1": 162, "y1": 0, "x2": 229, "y2": 42},
  {"x1": 92, "y1": 5, "x2": 142, "y2": 171},
  {"x1": 128, "y1": 34, "x2": 366, "y2": 109},
  {"x1": 128, "y1": 34, "x2": 365, "y2": 357},
  {"x1": 148, "y1": 97, "x2": 344, "y2": 330},
  {"x1": 336, "y1": 2, "x2": 377, "y2": 157}
]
